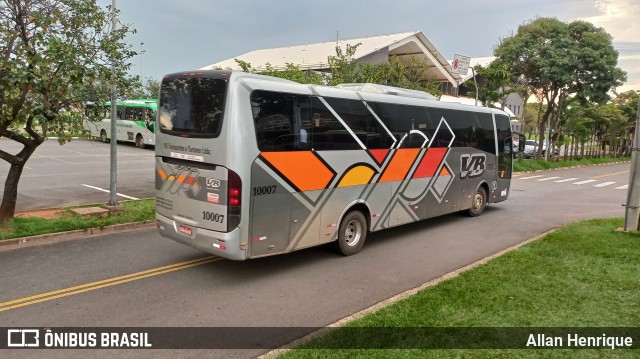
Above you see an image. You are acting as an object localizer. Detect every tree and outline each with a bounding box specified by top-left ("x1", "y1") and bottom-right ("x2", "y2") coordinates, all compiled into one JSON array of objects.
[
  {"x1": 613, "y1": 90, "x2": 640, "y2": 156},
  {"x1": 494, "y1": 17, "x2": 626, "y2": 159},
  {"x1": 126, "y1": 76, "x2": 161, "y2": 99},
  {"x1": 233, "y1": 43, "x2": 442, "y2": 97},
  {"x1": 326, "y1": 43, "x2": 441, "y2": 96},
  {"x1": 561, "y1": 100, "x2": 594, "y2": 159},
  {"x1": 234, "y1": 59, "x2": 326, "y2": 85},
  {"x1": 464, "y1": 62, "x2": 515, "y2": 108},
  {"x1": 0, "y1": 0, "x2": 136, "y2": 222}
]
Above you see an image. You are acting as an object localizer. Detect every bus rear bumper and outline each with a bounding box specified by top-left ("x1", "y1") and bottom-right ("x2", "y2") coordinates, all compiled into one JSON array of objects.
[{"x1": 155, "y1": 213, "x2": 247, "y2": 261}]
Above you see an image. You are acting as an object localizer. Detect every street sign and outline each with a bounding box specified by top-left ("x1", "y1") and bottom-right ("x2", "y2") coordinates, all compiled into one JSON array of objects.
[{"x1": 452, "y1": 54, "x2": 471, "y2": 75}]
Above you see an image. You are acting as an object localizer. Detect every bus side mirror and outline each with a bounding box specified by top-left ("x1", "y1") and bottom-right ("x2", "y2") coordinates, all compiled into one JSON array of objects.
[
  {"x1": 518, "y1": 134, "x2": 526, "y2": 152},
  {"x1": 504, "y1": 140, "x2": 512, "y2": 155}
]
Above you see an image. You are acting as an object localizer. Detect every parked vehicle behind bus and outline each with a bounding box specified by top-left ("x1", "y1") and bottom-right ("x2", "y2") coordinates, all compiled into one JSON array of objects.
[
  {"x1": 84, "y1": 99, "x2": 157, "y2": 149},
  {"x1": 155, "y1": 71, "x2": 514, "y2": 260},
  {"x1": 523, "y1": 139, "x2": 558, "y2": 158}
]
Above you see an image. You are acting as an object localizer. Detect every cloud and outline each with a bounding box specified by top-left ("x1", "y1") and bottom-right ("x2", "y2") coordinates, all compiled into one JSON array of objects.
[
  {"x1": 580, "y1": 0, "x2": 640, "y2": 43},
  {"x1": 578, "y1": 0, "x2": 640, "y2": 91}
]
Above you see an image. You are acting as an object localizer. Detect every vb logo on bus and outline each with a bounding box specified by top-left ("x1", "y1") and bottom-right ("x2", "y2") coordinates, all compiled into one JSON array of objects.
[{"x1": 460, "y1": 154, "x2": 486, "y2": 179}]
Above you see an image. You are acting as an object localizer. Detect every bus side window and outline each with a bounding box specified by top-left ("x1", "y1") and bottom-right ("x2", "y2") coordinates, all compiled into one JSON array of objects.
[
  {"x1": 145, "y1": 109, "x2": 155, "y2": 131},
  {"x1": 116, "y1": 107, "x2": 125, "y2": 121},
  {"x1": 323, "y1": 97, "x2": 394, "y2": 149},
  {"x1": 252, "y1": 91, "x2": 298, "y2": 151},
  {"x1": 309, "y1": 97, "x2": 361, "y2": 151},
  {"x1": 134, "y1": 107, "x2": 144, "y2": 122},
  {"x1": 124, "y1": 108, "x2": 135, "y2": 121}
]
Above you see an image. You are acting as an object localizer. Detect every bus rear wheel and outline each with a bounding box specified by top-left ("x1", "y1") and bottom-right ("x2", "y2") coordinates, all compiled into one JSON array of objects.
[
  {"x1": 136, "y1": 134, "x2": 146, "y2": 149},
  {"x1": 100, "y1": 130, "x2": 109, "y2": 143},
  {"x1": 335, "y1": 211, "x2": 367, "y2": 256},
  {"x1": 468, "y1": 187, "x2": 487, "y2": 217}
]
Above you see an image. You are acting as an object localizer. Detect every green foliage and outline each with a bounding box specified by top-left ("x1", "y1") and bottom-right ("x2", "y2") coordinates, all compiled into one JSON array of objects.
[
  {"x1": 494, "y1": 17, "x2": 627, "y2": 158},
  {"x1": 513, "y1": 155, "x2": 630, "y2": 172},
  {"x1": 261, "y1": 63, "x2": 325, "y2": 85},
  {"x1": 125, "y1": 76, "x2": 161, "y2": 99},
  {"x1": 234, "y1": 59, "x2": 325, "y2": 85},
  {"x1": 326, "y1": 43, "x2": 441, "y2": 96},
  {"x1": 0, "y1": 0, "x2": 137, "y2": 141},
  {"x1": 465, "y1": 62, "x2": 516, "y2": 108},
  {"x1": 0, "y1": 0, "x2": 137, "y2": 220},
  {"x1": 0, "y1": 199, "x2": 155, "y2": 240},
  {"x1": 281, "y1": 218, "x2": 640, "y2": 357},
  {"x1": 232, "y1": 42, "x2": 441, "y2": 97},
  {"x1": 613, "y1": 90, "x2": 639, "y2": 124}
]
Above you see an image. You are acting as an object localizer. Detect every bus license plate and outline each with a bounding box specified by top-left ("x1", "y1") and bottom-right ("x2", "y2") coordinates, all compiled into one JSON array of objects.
[{"x1": 178, "y1": 224, "x2": 193, "y2": 236}]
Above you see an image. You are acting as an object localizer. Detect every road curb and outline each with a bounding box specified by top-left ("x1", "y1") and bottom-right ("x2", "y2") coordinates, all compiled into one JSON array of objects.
[{"x1": 0, "y1": 221, "x2": 156, "y2": 252}]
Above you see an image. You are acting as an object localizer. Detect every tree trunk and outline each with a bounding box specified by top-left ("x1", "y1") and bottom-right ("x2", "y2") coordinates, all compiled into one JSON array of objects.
[
  {"x1": 537, "y1": 101, "x2": 555, "y2": 160},
  {"x1": 0, "y1": 140, "x2": 40, "y2": 222},
  {"x1": 0, "y1": 163, "x2": 27, "y2": 222}
]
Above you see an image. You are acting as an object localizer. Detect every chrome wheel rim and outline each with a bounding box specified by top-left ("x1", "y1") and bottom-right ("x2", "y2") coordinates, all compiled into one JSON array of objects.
[
  {"x1": 344, "y1": 219, "x2": 362, "y2": 247},
  {"x1": 473, "y1": 192, "x2": 483, "y2": 210}
]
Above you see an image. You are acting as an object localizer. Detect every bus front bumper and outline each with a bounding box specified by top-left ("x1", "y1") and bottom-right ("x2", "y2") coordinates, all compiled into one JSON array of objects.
[{"x1": 156, "y1": 213, "x2": 247, "y2": 261}]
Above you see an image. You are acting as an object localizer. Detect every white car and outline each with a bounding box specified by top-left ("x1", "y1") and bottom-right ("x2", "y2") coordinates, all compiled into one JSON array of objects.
[{"x1": 523, "y1": 140, "x2": 558, "y2": 158}]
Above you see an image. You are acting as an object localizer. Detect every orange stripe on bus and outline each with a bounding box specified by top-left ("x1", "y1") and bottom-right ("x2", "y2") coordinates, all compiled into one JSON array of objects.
[
  {"x1": 157, "y1": 169, "x2": 168, "y2": 180},
  {"x1": 338, "y1": 165, "x2": 376, "y2": 187},
  {"x1": 440, "y1": 167, "x2": 450, "y2": 176},
  {"x1": 412, "y1": 148, "x2": 448, "y2": 179},
  {"x1": 261, "y1": 152, "x2": 334, "y2": 192},
  {"x1": 378, "y1": 149, "x2": 420, "y2": 183},
  {"x1": 369, "y1": 149, "x2": 389, "y2": 165}
]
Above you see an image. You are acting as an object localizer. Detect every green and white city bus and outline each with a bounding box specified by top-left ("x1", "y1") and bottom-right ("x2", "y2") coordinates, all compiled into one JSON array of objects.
[
  {"x1": 85, "y1": 99, "x2": 157, "y2": 149},
  {"x1": 155, "y1": 71, "x2": 514, "y2": 260}
]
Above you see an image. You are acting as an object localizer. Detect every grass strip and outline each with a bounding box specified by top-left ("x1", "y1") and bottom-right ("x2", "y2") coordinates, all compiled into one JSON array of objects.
[
  {"x1": 0, "y1": 199, "x2": 155, "y2": 240},
  {"x1": 279, "y1": 218, "x2": 640, "y2": 358},
  {"x1": 514, "y1": 156, "x2": 630, "y2": 173}
]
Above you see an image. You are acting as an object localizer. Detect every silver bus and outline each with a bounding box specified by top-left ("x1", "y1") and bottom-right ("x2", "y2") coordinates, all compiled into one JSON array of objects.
[{"x1": 155, "y1": 71, "x2": 513, "y2": 260}]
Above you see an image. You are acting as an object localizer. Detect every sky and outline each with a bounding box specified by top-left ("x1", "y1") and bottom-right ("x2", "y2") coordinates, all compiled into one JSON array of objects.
[{"x1": 98, "y1": 0, "x2": 640, "y2": 94}]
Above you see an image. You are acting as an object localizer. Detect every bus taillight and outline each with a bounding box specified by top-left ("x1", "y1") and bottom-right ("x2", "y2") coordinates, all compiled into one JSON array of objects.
[
  {"x1": 228, "y1": 188, "x2": 240, "y2": 206},
  {"x1": 227, "y1": 169, "x2": 242, "y2": 231},
  {"x1": 228, "y1": 171, "x2": 241, "y2": 206}
]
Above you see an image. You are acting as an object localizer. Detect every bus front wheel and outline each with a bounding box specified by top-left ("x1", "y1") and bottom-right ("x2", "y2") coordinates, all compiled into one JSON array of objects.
[
  {"x1": 136, "y1": 134, "x2": 146, "y2": 149},
  {"x1": 335, "y1": 211, "x2": 367, "y2": 256},
  {"x1": 100, "y1": 130, "x2": 109, "y2": 143},
  {"x1": 468, "y1": 187, "x2": 487, "y2": 217}
]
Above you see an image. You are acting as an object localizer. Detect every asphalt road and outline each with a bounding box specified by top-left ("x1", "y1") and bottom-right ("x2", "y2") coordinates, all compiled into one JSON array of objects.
[
  {"x1": 0, "y1": 138, "x2": 155, "y2": 211},
  {"x1": 0, "y1": 157, "x2": 632, "y2": 358}
]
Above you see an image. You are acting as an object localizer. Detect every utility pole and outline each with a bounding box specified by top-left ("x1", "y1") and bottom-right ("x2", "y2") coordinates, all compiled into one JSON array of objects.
[
  {"x1": 624, "y1": 91, "x2": 640, "y2": 231},
  {"x1": 108, "y1": 0, "x2": 118, "y2": 207},
  {"x1": 139, "y1": 42, "x2": 144, "y2": 80},
  {"x1": 471, "y1": 67, "x2": 478, "y2": 106}
]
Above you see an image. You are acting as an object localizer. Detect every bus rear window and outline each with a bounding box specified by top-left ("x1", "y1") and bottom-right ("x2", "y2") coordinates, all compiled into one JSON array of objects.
[{"x1": 158, "y1": 77, "x2": 227, "y2": 138}]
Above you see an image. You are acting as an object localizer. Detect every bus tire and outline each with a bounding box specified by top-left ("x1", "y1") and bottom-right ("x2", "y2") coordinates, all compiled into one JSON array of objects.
[
  {"x1": 468, "y1": 186, "x2": 487, "y2": 217},
  {"x1": 100, "y1": 130, "x2": 109, "y2": 143},
  {"x1": 335, "y1": 211, "x2": 367, "y2": 256},
  {"x1": 136, "y1": 134, "x2": 145, "y2": 149}
]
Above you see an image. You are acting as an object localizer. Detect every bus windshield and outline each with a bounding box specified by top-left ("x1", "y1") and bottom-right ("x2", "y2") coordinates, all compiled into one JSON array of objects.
[{"x1": 158, "y1": 75, "x2": 227, "y2": 138}]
